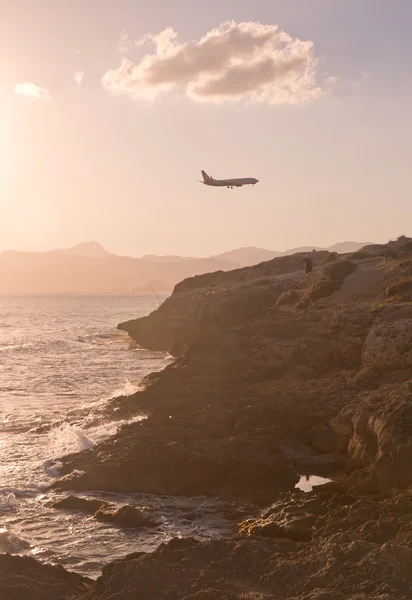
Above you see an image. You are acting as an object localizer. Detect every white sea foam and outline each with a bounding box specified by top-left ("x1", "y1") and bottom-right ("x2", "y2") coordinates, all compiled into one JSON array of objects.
[
  {"x1": 45, "y1": 407, "x2": 146, "y2": 464},
  {"x1": 64, "y1": 379, "x2": 140, "y2": 419},
  {"x1": 90, "y1": 414, "x2": 147, "y2": 442},
  {"x1": 43, "y1": 459, "x2": 63, "y2": 479},
  {"x1": 0, "y1": 484, "x2": 46, "y2": 499},
  {"x1": 48, "y1": 422, "x2": 96, "y2": 458},
  {"x1": 0, "y1": 527, "x2": 30, "y2": 553},
  {"x1": 108, "y1": 379, "x2": 141, "y2": 399},
  {"x1": 0, "y1": 492, "x2": 19, "y2": 512}
]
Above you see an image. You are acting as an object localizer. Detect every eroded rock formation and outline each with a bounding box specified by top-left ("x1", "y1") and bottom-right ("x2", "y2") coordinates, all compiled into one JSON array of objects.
[{"x1": 3, "y1": 238, "x2": 412, "y2": 599}]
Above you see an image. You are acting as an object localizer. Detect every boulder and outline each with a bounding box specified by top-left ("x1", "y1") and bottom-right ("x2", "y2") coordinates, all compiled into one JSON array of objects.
[
  {"x1": 94, "y1": 505, "x2": 161, "y2": 529},
  {"x1": 362, "y1": 319, "x2": 412, "y2": 371},
  {"x1": 52, "y1": 495, "x2": 111, "y2": 514},
  {"x1": 347, "y1": 381, "x2": 412, "y2": 490},
  {"x1": 309, "y1": 421, "x2": 351, "y2": 454},
  {"x1": 0, "y1": 554, "x2": 90, "y2": 600}
]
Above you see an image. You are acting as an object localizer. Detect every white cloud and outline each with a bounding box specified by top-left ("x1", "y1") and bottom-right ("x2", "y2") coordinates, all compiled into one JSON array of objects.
[
  {"x1": 103, "y1": 21, "x2": 334, "y2": 105},
  {"x1": 118, "y1": 30, "x2": 134, "y2": 53},
  {"x1": 74, "y1": 71, "x2": 85, "y2": 86},
  {"x1": 13, "y1": 82, "x2": 51, "y2": 99}
]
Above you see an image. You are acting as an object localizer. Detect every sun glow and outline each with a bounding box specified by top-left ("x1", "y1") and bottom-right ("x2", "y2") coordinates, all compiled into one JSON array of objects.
[{"x1": 0, "y1": 107, "x2": 15, "y2": 210}]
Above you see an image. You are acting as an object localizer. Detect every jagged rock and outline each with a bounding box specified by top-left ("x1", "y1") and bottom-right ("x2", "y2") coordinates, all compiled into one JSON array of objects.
[
  {"x1": 94, "y1": 505, "x2": 161, "y2": 529},
  {"x1": 0, "y1": 554, "x2": 91, "y2": 600},
  {"x1": 309, "y1": 422, "x2": 351, "y2": 454},
  {"x1": 345, "y1": 382, "x2": 412, "y2": 490},
  {"x1": 329, "y1": 415, "x2": 353, "y2": 438},
  {"x1": 345, "y1": 366, "x2": 380, "y2": 389},
  {"x1": 329, "y1": 306, "x2": 374, "y2": 337},
  {"x1": 55, "y1": 239, "x2": 412, "y2": 510},
  {"x1": 4, "y1": 241, "x2": 412, "y2": 599},
  {"x1": 239, "y1": 508, "x2": 317, "y2": 541},
  {"x1": 362, "y1": 319, "x2": 412, "y2": 371},
  {"x1": 73, "y1": 488, "x2": 412, "y2": 599},
  {"x1": 52, "y1": 495, "x2": 111, "y2": 514},
  {"x1": 293, "y1": 452, "x2": 348, "y2": 475},
  {"x1": 6, "y1": 487, "x2": 412, "y2": 599},
  {"x1": 7, "y1": 484, "x2": 412, "y2": 599}
]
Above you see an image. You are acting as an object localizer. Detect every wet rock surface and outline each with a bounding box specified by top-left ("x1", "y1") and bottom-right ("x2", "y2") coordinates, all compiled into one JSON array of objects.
[
  {"x1": 94, "y1": 505, "x2": 162, "y2": 529},
  {"x1": 4, "y1": 486, "x2": 412, "y2": 599},
  {"x1": 52, "y1": 495, "x2": 110, "y2": 514},
  {"x1": 52, "y1": 495, "x2": 163, "y2": 530},
  {"x1": 72, "y1": 487, "x2": 412, "y2": 599},
  {"x1": 0, "y1": 554, "x2": 91, "y2": 600}
]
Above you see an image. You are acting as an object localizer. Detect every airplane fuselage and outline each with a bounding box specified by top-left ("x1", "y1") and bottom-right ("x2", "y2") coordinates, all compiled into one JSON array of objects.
[
  {"x1": 200, "y1": 171, "x2": 259, "y2": 188},
  {"x1": 207, "y1": 177, "x2": 258, "y2": 187}
]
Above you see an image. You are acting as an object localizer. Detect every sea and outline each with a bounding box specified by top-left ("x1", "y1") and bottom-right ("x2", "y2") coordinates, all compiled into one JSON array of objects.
[{"x1": 0, "y1": 295, "x2": 232, "y2": 578}]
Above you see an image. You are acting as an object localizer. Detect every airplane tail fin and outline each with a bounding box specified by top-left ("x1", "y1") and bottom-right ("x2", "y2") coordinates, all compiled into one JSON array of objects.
[{"x1": 201, "y1": 170, "x2": 212, "y2": 183}]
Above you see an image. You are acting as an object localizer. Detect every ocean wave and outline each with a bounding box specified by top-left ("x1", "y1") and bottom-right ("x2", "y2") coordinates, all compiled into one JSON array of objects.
[
  {"x1": 84, "y1": 415, "x2": 147, "y2": 444},
  {"x1": 0, "y1": 484, "x2": 46, "y2": 500},
  {"x1": 43, "y1": 459, "x2": 63, "y2": 479},
  {"x1": 0, "y1": 338, "x2": 71, "y2": 354},
  {"x1": 107, "y1": 380, "x2": 141, "y2": 399},
  {"x1": 0, "y1": 527, "x2": 31, "y2": 553},
  {"x1": 0, "y1": 492, "x2": 19, "y2": 513},
  {"x1": 27, "y1": 381, "x2": 144, "y2": 438},
  {"x1": 76, "y1": 331, "x2": 127, "y2": 347},
  {"x1": 48, "y1": 422, "x2": 96, "y2": 458},
  {"x1": 0, "y1": 295, "x2": 172, "y2": 576}
]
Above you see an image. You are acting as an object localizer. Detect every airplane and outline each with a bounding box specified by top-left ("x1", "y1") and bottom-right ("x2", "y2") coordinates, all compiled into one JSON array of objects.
[{"x1": 199, "y1": 170, "x2": 259, "y2": 189}]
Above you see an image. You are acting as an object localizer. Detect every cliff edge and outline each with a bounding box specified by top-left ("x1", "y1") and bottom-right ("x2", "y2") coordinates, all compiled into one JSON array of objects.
[
  {"x1": 3, "y1": 237, "x2": 412, "y2": 599},
  {"x1": 55, "y1": 238, "x2": 412, "y2": 502}
]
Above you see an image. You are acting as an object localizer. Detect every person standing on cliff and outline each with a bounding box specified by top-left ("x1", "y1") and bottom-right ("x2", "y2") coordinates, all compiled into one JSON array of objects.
[{"x1": 304, "y1": 254, "x2": 313, "y2": 285}]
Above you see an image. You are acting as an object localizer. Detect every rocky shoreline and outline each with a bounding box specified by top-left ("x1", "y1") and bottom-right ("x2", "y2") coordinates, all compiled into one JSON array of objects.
[{"x1": 2, "y1": 238, "x2": 412, "y2": 599}]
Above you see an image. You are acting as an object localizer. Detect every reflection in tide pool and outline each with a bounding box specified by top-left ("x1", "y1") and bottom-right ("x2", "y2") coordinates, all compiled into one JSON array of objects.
[{"x1": 295, "y1": 475, "x2": 332, "y2": 492}]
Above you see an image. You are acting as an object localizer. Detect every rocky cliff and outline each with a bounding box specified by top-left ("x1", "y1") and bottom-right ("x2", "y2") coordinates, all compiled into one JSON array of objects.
[
  {"x1": 58, "y1": 238, "x2": 412, "y2": 502},
  {"x1": 3, "y1": 237, "x2": 412, "y2": 599}
]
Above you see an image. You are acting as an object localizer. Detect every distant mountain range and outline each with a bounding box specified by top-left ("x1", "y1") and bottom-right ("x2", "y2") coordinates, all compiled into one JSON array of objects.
[
  {"x1": 45, "y1": 240, "x2": 373, "y2": 265},
  {"x1": 0, "y1": 240, "x2": 374, "y2": 294},
  {"x1": 49, "y1": 241, "x2": 114, "y2": 259},
  {"x1": 211, "y1": 242, "x2": 374, "y2": 267}
]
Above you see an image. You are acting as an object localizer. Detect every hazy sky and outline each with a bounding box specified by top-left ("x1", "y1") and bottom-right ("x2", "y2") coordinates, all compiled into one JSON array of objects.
[{"x1": 1, "y1": 0, "x2": 411, "y2": 257}]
